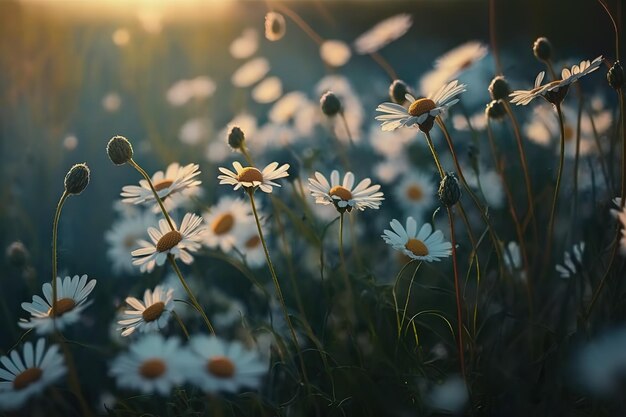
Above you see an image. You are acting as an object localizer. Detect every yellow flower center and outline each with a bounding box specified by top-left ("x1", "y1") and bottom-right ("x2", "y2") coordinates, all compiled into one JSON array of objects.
[
  {"x1": 153, "y1": 179, "x2": 174, "y2": 192},
  {"x1": 245, "y1": 235, "x2": 261, "y2": 249},
  {"x1": 206, "y1": 356, "x2": 236, "y2": 378},
  {"x1": 48, "y1": 298, "x2": 76, "y2": 317},
  {"x1": 408, "y1": 98, "x2": 436, "y2": 117},
  {"x1": 211, "y1": 213, "x2": 234, "y2": 235},
  {"x1": 405, "y1": 238, "x2": 429, "y2": 257},
  {"x1": 329, "y1": 185, "x2": 353, "y2": 201},
  {"x1": 13, "y1": 367, "x2": 43, "y2": 390},
  {"x1": 142, "y1": 301, "x2": 165, "y2": 322},
  {"x1": 406, "y1": 184, "x2": 424, "y2": 201},
  {"x1": 156, "y1": 230, "x2": 182, "y2": 253},
  {"x1": 139, "y1": 358, "x2": 167, "y2": 379},
  {"x1": 237, "y1": 167, "x2": 264, "y2": 183}
]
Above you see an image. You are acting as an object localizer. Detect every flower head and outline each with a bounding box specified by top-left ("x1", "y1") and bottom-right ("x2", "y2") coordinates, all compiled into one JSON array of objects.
[
  {"x1": 376, "y1": 80, "x2": 466, "y2": 133},
  {"x1": 382, "y1": 217, "x2": 452, "y2": 262},
  {"x1": 556, "y1": 242, "x2": 585, "y2": 278},
  {"x1": 19, "y1": 275, "x2": 97, "y2": 335},
  {"x1": 106, "y1": 208, "x2": 158, "y2": 275},
  {"x1": 202, "y1": 196, "x2": 253, "y2": 252},
  {"x1": 308, "y1": 170, "x2": 384, "y2": 213},
  {"x1": 118, "y1": 285, "x2": 175, "y2": 337},
  {"x1": 0, "y1": 339, "x2": 67, "y2": 411},
  {"x1": 218, "y1": 161, "x2": 290, "y2": 193},
  {"x1": 132, "y1": 213, "x2": 205, "y2": 273},
  {"x1": 354, "y1": 14, "x2": 412, "y2": 54},
  {"x1": 509, "y1": 56, "x2": 603, "y2": 106},
  {"x1": 64, "y1": 163, "x2": 90, "y2": 195},
  {"x1": 264, "y1": 12, "x2": 286, "y2": 41}
]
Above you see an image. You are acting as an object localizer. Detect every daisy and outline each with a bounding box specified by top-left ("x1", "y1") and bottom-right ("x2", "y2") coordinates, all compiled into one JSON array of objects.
[
  {"x1": 231, "y1": 57, "x2": 270, "y2": 88},
  {"x1": 353, "y1": 14, "x2": 412, "y2": 54},
  {"x1": 105, "y1": 209, "x2": 158, "y2": 275},
  {"x1": 185, "y1": 335, "x2": 266, "y2": 394},
  {"x1": 393, "y1": 171, "x2": 436, "y2": 218},
  {"x1": 166, "y1": 76, "x2": 215, "y2": 107},
  {"x1": 235, "y1": 225, "x2": 266, "y2": 268},
  {"x1": 109, "y1": 334, "x2": 189, "y2": 395},
  {"x1": 202, "y1": 196, "x2": 253, "y2": 252},
  {"x1": 121, "y1": 162, "x2": 202, "y2": 213},
  {"x1": 376, "y1": 80, "x2": 467, "y2": 133},
  {"x1": 251, "y1": 76, "x2": 282, "y2": 104},
  {"x1": 308, "y1": 170, "x2": 384, "y2": 213},
  {"x1": 0, "y1": 338, "x2": 67, "y2": 411},
  {"x1": 229, "y1": 28, "x2": 258, "y2": 59},
  {"x1": 382, "y1": 217, "x2": 452, "y2": 262},
  {"x1": 118, "y1": 285, "x2": 175, "y2": 337},
  {"x1": 218, "y1": 161, "x2": 290, "y2": 193},
  {"x1": 509, "y1": 56, "x2": 603, "y2": 106},
  {"x1": 19, "y1": 275, "x2": 97, "y2": 335},
  {"x1": 556, "y1": 241, "x2": 585, "y2": 278},
  {"x1": 132, "y1": 213, "x2": 205, "y2": 273},
  {"x1": 320, "y1": 40, "x2": 351, "y2": 68}
]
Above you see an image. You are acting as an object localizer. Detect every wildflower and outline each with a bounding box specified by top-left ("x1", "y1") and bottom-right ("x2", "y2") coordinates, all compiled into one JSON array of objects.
[
  {"x1": 532, "y1": 37, "x2": 552, "y2": 62},
  {"x1": 105, "y1": 208, "x2": 158, "y2": 275},
  {"x1": 382, "y1": 217, "x2": 452, "y2": 262},
  {"x1": 509, "y1": 56, "x2": 603, "y2": 105},
  {"x1": 218, "y1": 161, "x2": 290, "y2": 193},
  {"x1": 353, "y1": 14, "x2": 412, "y2": 54},
  {"x1": 132, "y1": 213, "x2": 205, "y2": 273},
  {"x1": 229, "y1": 28, "x2": 258, "y2": 59},
  {"x1": 556, "y1": 242, "x2": 585, "y2": 278},
  {"x1": 488, "y1": 75, "x2": 511, "y2": 101},
  {"x1": 202, "y1": 197, "x2": 253, "y2": 252},
  {"x1": 118, "y1": 285, "x2": 175, "y2": 337},
  {"x1": 121, "y1": 162, "x2": 201, "y2": 213},
  {"x1": 316, "y1": 75, "x2": 364, "y2": 143},
  {"x1": 438, "y1": 172, "x2": 461, "y2": 207},
  {"x1": 264, "y1": 12, "x2": 286, "y2": 41},
  {"x1": 376, "y1": 80, "x2": 466, "y2": 133},
  {"x1": 251, "y1": 76, "x2": 282, "y2": 104},
  {"x1": 308, "y1": 170, "x2": 384, "y2": 213},
  {"x1": 178, "y1": 118, "x2": 211, "y2": 146},
  {"x1": 0, "y1": 339, "x2": 67, "y2": 411},
  {"x1": 64, "y1": 163, "x2": 90, "y2": 195},
  {"x1": 394, "y1": 171, "x2": 435, "y2": 217},
  {"x1": 109, "y1": 334, "x2": 188, "y2": 395},
  {"x1": 485, "y1": 99, "x2": 507, "y2": 120},
  {"x1": 231, "y1": 57, "x2": 270, "y2": 88},
  {"x1": 320, "y1": 40, "x2": 351, "y2": 67},
  {"x1": 320, "y1": 91, "x2": 342, "y2": 116},
  {"x1": 19, "y1": 275, "x2": 97, "y2": 334},
  {"x1": 166, "y1": 76, "x2": 215, "y2": 107},
  {"x1": 185, "y1": 335, "x2": 266, "y2": 394},
  {"x1": 107, "y1": 135, "x2": 134, "y2": 165},
  {"x1": 235, "y1": 226, "x2": 266, "y2": 268}
]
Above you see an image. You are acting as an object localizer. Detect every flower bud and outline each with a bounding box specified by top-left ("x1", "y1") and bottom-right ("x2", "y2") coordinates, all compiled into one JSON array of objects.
[
  {"x1": 607, "y1": 60, "x2": 624, "y2": 90},
  {"x1": 389, "y1": 79, "x2": 410, "y2": 104},
  {"x1": 485, "y1": 100, "x2": 506, "y2": 120},
  {"x1": 265, "y1": 12, "x2": 286, "y2": 41},
  {"x1": 320, "y1": 91, "x2": 342, "y2": 116},
  {"x1": 228, "y1": 126, "x2": 246, "y2": 150},
  {"x1": 5, "y1": 241, "x2": 29, "y2": 268},
  {"x1": 64, "y1": 163, "x2": 90, "y2": 195},
  {"x1": 488, "y1": 76, "x2": 510, "y2": 101},
  {"x1": 533, "y1": 37, "x2": 552, "y2": 62},
  {"x1": 107, "y1": 135, "x2": 133, "y2": 165},
  {"x1": 438, "y1": 172, "x2": 461, "y2": 207}
]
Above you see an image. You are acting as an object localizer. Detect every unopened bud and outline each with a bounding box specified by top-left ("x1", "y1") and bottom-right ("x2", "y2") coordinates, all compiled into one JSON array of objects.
[
  {"x1": 228, "y1": 127, "x2": 246, "y2": 150},
  {"x1": 485, "y1": 100, "x2": 506, "y2": 120},
  {"x1": 107, "y1": 135, "x2": 133, "y2": 165},
  {"x1": 607, "y1": 61, "x2": 624, "y2": 90},
  {"x1": 389, "y1": 79, "x2": 411, "y2": 104},
  {"x1": 533, "y1": 37, "x2": 552, "y2": 62},
  {"x1": 488, "y1": 76, "x2": 511, "y2": 101},
  {"x1": 320, "y1": 91, "x2": 342, "y2": 116},
  {"x1": 438, "y1": 172, "x2": 461, "y2": 207},
  {"x1": 64, "y1": 163, "x2": 90, "y2": 195}
]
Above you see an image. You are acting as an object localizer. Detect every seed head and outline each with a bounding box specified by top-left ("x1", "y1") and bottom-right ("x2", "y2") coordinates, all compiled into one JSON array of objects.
[
  {"x1": 64, "y1": 163, "x2": 90, "y2": 195},
  {"x1": 107, "y1": 135, "x2": 134, "y2": 165}
]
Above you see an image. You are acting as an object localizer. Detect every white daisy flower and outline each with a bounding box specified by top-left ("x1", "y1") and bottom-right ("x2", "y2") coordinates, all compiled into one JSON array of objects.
[
  {"x1": 218, "y1": 161, "x2": 290, "y2": 193},
  {"x1": 353, "y1": 14, "x2": 412, "y2": 54},
  {"x1": 269, "y1": 91, "x2": 310, "y2": 124},
  {"x1": 231, "y1": 57, "x2": 270, "y2": 88},
  {"x1": 235, "y1": 224, "x2": 266, "y2": 268},
  {"x1": 308, "y1": 170, "x2": 384, "y2": 213},
  {"x1": 320, "y1": 40, "x2": 351, "y2": 67},
  {"x1": 202, "y1": 196, "x2": 253, "y2": 252},
  {"x1": 556, "y1": 241, "x2": 585, "y2": 278},
  {"x1": 166, "y1": 76, "x2": 216, "y2": 107},
  {"x1": 185, "y1": 335, "x2": 266, "y2": 394},
  {"x1": 509, "y1": 56, "x2": 603, "y2": 105},
  {"x1": 376, "y1": 80, "x2": 467, "y2": 133},
  {"x1": 393, "y1": 171, "x2": 436, "y2": 218},
  {"x1": 131, "y1": 213, "x2": 205, "y2": 273},
  {"x1": 118, "y1": 285, "x2": 175, "y2": 337},
  {"x1": 420, "y1": 41, "x2": 488, "y2": 96},
  {"x1": 251, "y1": 76, "x2": 282, "y2": 104},
  {"x1": 0, "y1": 338, "x2": 67, "y2": 411},
  {"x1": 452, "y1": 111, "x2": 487, "y2": 131},
  {"x1": 382, "y1": 217, "x2": 452, "y2": 262},
  {"x1": 121, "y1": 162, "x2": 202, "y2": 213},
  {"x1": 105, "y1": 209, "x2": 158, "y2": 275},
  {"x1": 109, "y1": 334, "x2": 188, "y2": 396},
  {"x1": 19, "y1": 275, "x2": 97, "y2": 335},
  {"x1": 179, "y1": 117, "x2": 212, "y2": 146},
  {"x1": 229, "y1": 28, "x2": 258, "y2": 59}
]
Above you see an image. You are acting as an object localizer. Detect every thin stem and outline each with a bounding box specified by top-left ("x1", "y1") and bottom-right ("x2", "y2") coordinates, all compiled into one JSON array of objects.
[
  {"x1": 339, "y1": 111, "x2": 355, "y2": 147},
  {"x1": 240, "y1": 144, "x2": 254, "y2": 166},
  {"x1": 128, "y1": 159, "x2": 175, "y2": 231},
  {"x1": 488, "y1": 0, "x2": 502, "y2": 74},
  {"x1": 369, "y1": 51, "x2": 398, "y2": 80},
  {"x1": 424, "y1": 131, "x2": 445, "y2": 178},
  {"x1": 392, "y1": 260, "x2": 417, "y2": 340},
  {"x1": 271, "y1": 3, "x2": 324, "y2": 45},
  {"x1": 51, "y1": 190, "x2": 68, "y2": 317},
  {"x1": 338, "y1": 213, "x2": 355, "y2": 322},
  {"x1": 620, "y1": 89, "x2": 626, "y2": 209},
  {"x1": 545, "y1": 60, "x2": 559, "y2": 81},
  {"x1": 58, "y1": 339, "x2": 93, "y2": 417},
  {"x1": 596, "y1": 0, "x2": 620, "y2": 61},
  {"x1": 399, "y1": 262, "x2": 422, "y2": 335},
  {"x1": 247, "y1": 189, "x2": 309, "y2": 383},
  {"x1": 172, "y1": 310, "x2": 190, "y2": 340},
  {"x1": 545, "y1": 103, "x2": 566, "y2": 269},
  {"x1": 570, "y1": 89, "x2": 584, "y2": 236},
  {"x1": 447, "y1": 207, "x2": 467, "y2": 381},
  {"x1": 168, "y1": 254, "x2": 216, "y2": 335}
]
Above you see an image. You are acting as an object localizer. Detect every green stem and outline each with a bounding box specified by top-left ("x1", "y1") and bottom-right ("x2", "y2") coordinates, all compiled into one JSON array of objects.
[
  {"x1": 399, "y1": 262, "x2": 422, "y2": 336},
  {"x1": 338, "y1": 213, "x2": 355, "y2": 321},
  {"x1": 424, "y1": 131, "x2": 445, "y2": 178},
  {"x1": 168, "y1": 254, "x2": 215, "y2": 335},
  {"x1": 392, "y1": 260, "x2": 417, "y2": 340},
  {"x1": 339, "y1": 111, "x2": 355, "y2": 147},
  {"x1": 172, "y1": 310, "x2": 190, "y2": 340},
  {"x1": 52, "y1": 191, "x2": 68, "y2": 317},
  {"x1": 447, "y1": 206, "x2": 467, "y2": 382},
  {"x1": 247, "y1": 189, "x2": 309, "y2": 384},
  {"x1": 545, "y1": 103, "x2": 566, "y2": 269},
  {"x1": 128, "y1": 159, "x2": 175, "y2": 231}
]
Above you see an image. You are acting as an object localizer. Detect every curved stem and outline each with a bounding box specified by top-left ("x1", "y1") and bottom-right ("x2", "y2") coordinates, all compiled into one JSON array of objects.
[
  {"x1": 52, "y1": 191, "x2": 68, "y2": 317},
  {"x1": 168, "y1": 254, "x2": 215, "y2": 335},
  {"x1": 128, "y1": 159, "x2": 175, "y2": 231},
  {"x1": 488, "y1": 0, "x2": 502, "y2": 74},
  {"x1": 447, "y1": 207, "x2": 467, "y2": 381},
  {"x1": 172, "y1": 310, "x2": 190, "y2": 339},
  {"x1": 271, "y1": 3, "x2": 324, "y2": 45},
  {"x1": 247, "y1": 189, "x2": 309, "y2": 384},
  {"x1": 392, "y1": 260, "x2": 417, "y2": 340},
  {"x1": 339, "y1": 111, "x2": 355, "y2": 147},
  {"x1": 423, "y1": 131, "x2": 445, "y2": 178},
  {"x1": 545, "y1": 103, "x2": 566, "y2": 269},
  {"x1": 596, "y1": 0, "x2": 620, "y2": 61},
  {"x1": 369, "y1": 51, "x2": 398, "y2": 80}
]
